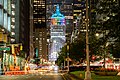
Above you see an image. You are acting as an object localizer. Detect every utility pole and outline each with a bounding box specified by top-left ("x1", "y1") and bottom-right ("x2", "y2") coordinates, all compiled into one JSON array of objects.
[{"x1": 84, "y1": 0, "x2": 91, "y2": 80}]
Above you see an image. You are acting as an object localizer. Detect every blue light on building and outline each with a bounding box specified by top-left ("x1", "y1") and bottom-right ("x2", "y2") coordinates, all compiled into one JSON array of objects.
[{"x1": 51, "y1": 4, "x2": 65, "y2": 26}]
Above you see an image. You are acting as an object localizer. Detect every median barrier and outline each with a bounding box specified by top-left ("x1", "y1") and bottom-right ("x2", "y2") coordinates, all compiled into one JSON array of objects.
[{"x1": 4, "y1": 71, "x2": 29, "y2": 75}]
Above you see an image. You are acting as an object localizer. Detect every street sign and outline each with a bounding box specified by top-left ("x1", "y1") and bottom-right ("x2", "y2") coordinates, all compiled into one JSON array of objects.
[{"x1": 0, "y1": 47, "x2": 10, "y2": 51}]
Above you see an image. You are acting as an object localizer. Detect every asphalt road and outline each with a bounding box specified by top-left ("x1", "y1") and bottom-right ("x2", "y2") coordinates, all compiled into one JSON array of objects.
[{"x1": 0, "y1": 72, "x2": 67, "y2": 80}]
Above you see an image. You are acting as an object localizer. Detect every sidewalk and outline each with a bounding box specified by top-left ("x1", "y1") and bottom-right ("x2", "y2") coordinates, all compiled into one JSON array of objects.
[
  {"x1": 68, "y1": 73, "x2": 84, "y2": 80},
  {"x1": 63, "y1": 72, "x2": 83, "y2": 80}
]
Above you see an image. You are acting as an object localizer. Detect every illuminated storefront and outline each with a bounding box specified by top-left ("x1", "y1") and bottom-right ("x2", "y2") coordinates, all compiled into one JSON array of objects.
[{"x1": 0, "y1": 0, "x2": 11, "y2": 74}]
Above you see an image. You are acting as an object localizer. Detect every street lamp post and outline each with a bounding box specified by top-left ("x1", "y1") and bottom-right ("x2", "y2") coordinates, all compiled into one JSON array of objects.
[
  {"x1": 84, "y1": 0, "x2": 91, "y2": 80},
  {"x1": 67, "y1": 44, "x2": 70, "y2": 72}
]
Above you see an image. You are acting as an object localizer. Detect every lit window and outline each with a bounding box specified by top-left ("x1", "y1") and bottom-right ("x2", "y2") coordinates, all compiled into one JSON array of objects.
[
  {"x1": 34, "y1": 0, "x2": 36, "y2": 2},
  {"x1": 42, "y1": 5, "x2": 45, "y2": 6},
  {"x1": 40, "y1": 48, "x2": 42, "y2": 50},
  {"x1": 38, "y1": 20, "x2": 41, "y2": 22},
  {"x1": 36, "y1": 38, "x2": 38, "y2": 40},
  {"x1": 40, "y1": 38, "x2": 42, "y2": 40},
  {"x1": 11, "y1": 25, "x2": 15, "y2": 29},
  {"x1": 12, "y1": 11, "x2": 15, "y2": 15},
  {"x1": 83, "y1": 16, "x2": 85, "y2": 19},
  {"x1": 11, "y1": 4, "x2": 15, "y2": 8},
  {"x1": 34, "y1": 5, "x2": 37, "y2": 6},
  {"x1": 11, "y1": 32, "x2": 15, "y2": 35},
  {"x1": 42, "y1": 20, "x2": 45, "y2": 22},
  {"x1": 12, "y1": 18, "x2": 15, "y2": 22},
  {"x1": 11, "y1": 38, "x2": 15, "y2": 42}
]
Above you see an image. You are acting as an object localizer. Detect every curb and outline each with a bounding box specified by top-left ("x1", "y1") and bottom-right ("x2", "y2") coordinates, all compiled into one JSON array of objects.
[
  {"x1": 66, "y1": 73, "x2": 84, "y2": 80},
  {"x1": 63, "y1": 73, "x2": 72, "y2": 80}
]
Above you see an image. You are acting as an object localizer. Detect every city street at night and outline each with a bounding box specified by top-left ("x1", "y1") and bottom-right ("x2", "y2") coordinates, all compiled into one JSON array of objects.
[{"x1": 0, "y1": 0, "x2": 120, "y2": 80}]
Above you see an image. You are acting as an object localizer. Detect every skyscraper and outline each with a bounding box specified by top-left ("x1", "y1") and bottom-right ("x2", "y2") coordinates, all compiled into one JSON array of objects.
[
  {"x1": 14, "y1": 0, "x2": 30, "y2": 58},
  {"x1": 0, "y1": 0, "x2": 30, "y2": 71},
  {"x1": 46, "y1": 0, "x2": 73, "y2": 35},
  {"x1": 0, "y1": 0, "x2": 11, "y2": 43},
  {"x1": 49, "y1": 4, "x2": 66, "y2": 62},
  {"x1": 33, "y1": 0, "x2": 47, "y2": 60},
  {"x1": 46, "y1": 0, "x2": 73, "y2": 62},
  {"x1": 29, "y1": 0, "x2": 34, "y2": 59}
]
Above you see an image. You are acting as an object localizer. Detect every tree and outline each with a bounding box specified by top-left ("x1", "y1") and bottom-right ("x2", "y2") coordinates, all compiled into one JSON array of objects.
[
  {"x1": 56, "y1": 44, "x2": 67, "y2": 66},
  {"x1": 70, "y1": 39, "x2": 86, "y2": 62},
  {"x1": 90, "y1": 0, "x2": 120, "y2": 58},
  {"x1": 56, "y1": 34, "x2": 86, "y2": 65}
]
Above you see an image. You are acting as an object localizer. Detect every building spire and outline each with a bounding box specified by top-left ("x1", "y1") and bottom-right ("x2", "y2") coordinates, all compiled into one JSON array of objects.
[
  {"x1": 56, "y1": 4, "x2": 60, "y2": 14},
  {"x1": 51, "y1": 4, "x2": 64, "y2": 18}
]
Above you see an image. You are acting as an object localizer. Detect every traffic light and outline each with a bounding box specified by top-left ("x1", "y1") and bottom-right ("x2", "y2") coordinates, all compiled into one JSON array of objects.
[{"x1": 20, "y1": 45, "x2": 23, "y2": 51}]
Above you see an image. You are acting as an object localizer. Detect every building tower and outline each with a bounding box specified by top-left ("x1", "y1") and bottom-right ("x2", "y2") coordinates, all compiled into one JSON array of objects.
[
  {"x1": 49, "y1": 4, "x2": 66, "y2": 62},
  {"x1": 33, "y1": 0, "x2": 47, "y2": 61},
  {"x1": 14, "y1": 0, "x2": 30, "y2": 58},
  {"x1": 46, "y1": 0, "x2": 73, "y2": 62},
  {"x1": 29, "y1": 0, "x2": 34, "y2": 59}
]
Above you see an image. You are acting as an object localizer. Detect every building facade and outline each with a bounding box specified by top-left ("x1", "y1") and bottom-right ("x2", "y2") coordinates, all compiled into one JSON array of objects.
[
  {"x1": 29, "y1": 0, "x2": 34, "y2": 59},
  {"x1": 49, "y1": 5, "x2": 66, "y2": 62},
  {"x1": 46, "y1": 0, "x2": 73, "y2": 35},
  {"x1": 10, "y1": 0, "x2": 30, "y2": 58},
  {"x1": 46, "y1": 0, "x2": 74, "y2": 62},
  {"x1": 0, "y1": 0, "x2": 31, "y2": 72},
  {"x1": 33, "y1": 0, "x2": 47, "y2": 61}
]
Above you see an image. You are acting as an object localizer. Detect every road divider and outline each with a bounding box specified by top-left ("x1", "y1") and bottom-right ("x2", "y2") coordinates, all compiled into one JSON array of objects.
[{"x1": 5, "y1": 71, "x2": 29, "y2": 75}]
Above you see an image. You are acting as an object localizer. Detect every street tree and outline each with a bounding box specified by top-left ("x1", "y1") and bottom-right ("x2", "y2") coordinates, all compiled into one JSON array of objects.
[{"x1": 90, "y1": 0, "x2": 120, "y2": 58}]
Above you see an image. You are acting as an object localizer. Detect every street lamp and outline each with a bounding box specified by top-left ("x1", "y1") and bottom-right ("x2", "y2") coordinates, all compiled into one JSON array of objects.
[
  {"x1": 84, "y1": 0, "x2": 91, "y2": 80},
  {"x1": 67, "y1": 44, "x2": 70, "y2": 72},
  {"x1": 64, "y1": 42, "x2": 70, "y2": 72},
  {"x1": 95, "y1": 33, "x2": 99, "y2": 37}
]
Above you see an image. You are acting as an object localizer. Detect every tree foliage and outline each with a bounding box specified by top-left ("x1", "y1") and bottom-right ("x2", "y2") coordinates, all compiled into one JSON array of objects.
[
  {"x1": 57, "y1": 0, "x2": 120, "y2": 65},
  {"x1": 90, "y1": 0, "x2": 120, "y2": 58},
  {"x1": 70, "y1": 39, "x2": 86, "y2": 61},
  {"x1": 56, "y1": 34, "x2": 86, "y2": 66}
]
